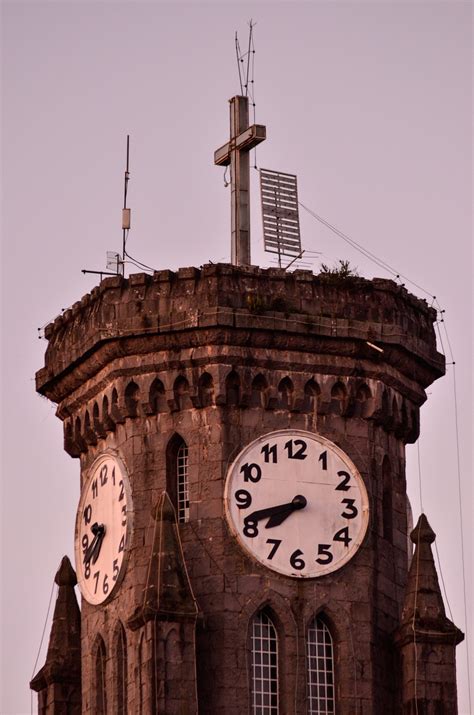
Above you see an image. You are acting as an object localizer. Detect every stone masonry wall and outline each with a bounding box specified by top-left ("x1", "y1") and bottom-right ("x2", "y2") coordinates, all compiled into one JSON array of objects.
[{"x1": 36, "y1": 265, "x2": 445, "y2": 714}]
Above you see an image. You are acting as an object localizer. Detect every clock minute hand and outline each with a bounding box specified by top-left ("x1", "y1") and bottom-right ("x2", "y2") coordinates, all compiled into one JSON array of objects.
[
  {"x1": 246, "y1": 495, "x2": 307, "y2": 529},
  {"x1": 90, "y1": 524, "x2": 106, "y2": 564},
  {"x1": 83, "y1": 523, "x2": 105, "y2": 565}
]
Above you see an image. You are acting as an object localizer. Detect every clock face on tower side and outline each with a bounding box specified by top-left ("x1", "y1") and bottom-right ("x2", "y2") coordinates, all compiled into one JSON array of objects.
[
  {"x1": 224, "y1": 429, "x2": 369, "y2": 578},
  {"x1": 74, "y1": 452, "x2": 133, "y2": 605}
]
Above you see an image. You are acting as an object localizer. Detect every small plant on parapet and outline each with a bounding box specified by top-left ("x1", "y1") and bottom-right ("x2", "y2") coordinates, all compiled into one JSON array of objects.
[{"x1": 318, "y1": 260, "x2": 359, "y2": 284}]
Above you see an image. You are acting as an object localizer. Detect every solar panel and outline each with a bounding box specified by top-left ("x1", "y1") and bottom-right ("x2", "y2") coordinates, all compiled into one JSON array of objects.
[{"x1": 260, "y1": 168, "x2": 302, "y2": 264}]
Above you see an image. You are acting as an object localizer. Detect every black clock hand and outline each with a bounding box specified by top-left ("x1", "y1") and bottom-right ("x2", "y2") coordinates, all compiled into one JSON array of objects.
[
  {"x1": 246, "y1": 495, "x2": 307, "y2": 529},
  {"x1": 83, "y1": 523, "x2": 105, "y2": 564},
  {"x1": 91, "y1": 525, "x2": 106, "y2": 564},
  {"x1": 83, "y1": 535, "x2": 98, "y2": 564}
]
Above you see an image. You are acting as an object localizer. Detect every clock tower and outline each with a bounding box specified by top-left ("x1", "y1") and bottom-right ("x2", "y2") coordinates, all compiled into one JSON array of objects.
[{"x1": 31, "y1": 262, "x2": 463, "y2": 713}]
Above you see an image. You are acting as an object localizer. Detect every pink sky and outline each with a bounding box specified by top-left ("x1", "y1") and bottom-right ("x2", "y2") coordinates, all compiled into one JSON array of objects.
[{"x1": 2, "y1": 2, "x2": 472, "y2": 713}]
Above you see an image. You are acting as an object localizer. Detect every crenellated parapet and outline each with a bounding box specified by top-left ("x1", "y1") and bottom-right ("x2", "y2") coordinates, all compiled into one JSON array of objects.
[{"x1": 36, "y1": 264, "x2": 443, "y2": 459}]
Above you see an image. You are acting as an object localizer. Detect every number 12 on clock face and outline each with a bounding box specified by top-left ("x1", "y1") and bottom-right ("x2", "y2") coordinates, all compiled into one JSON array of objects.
[{"x1": 224, "y1": 429, "x2": 369, "y2": 579}]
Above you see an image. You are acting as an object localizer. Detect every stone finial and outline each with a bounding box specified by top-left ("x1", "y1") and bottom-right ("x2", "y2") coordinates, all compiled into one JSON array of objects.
[
  {"x1": 55, "y1": 554, "x2": 78, "y2": 587},
  {"x1": 410, "y1": 512, "x2": 435, "y2": 544},
  {"x1": 396, "y1": 514, "x2": 463, "y2": 647},
  {"x1": 128, "y1": 491, "x2": 199, "y2": 630},
  {"x1": 30, "y1": 556, "x2": 81, "y2": 698}
]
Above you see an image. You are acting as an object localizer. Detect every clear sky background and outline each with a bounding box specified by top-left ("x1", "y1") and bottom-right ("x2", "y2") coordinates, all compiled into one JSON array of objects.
[{"x1": 1, "y1": 1, "x2": 472, "y2": 713}]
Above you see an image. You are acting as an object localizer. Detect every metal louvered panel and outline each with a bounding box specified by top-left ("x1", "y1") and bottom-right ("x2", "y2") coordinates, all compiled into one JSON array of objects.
[{"x1": 260, "y1": 169, "x2": 302, "y2": 261}]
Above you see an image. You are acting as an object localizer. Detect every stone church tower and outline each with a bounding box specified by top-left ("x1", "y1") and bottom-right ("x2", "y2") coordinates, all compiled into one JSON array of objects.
[
  {"x1": 31, "y1": 264, "x2": 464, "y2": 714},
  {"x1": 31, "y1": 95, "x2": 463, "y2": 714}
]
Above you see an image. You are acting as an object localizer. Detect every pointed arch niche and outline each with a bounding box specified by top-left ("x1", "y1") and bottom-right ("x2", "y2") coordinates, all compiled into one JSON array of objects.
[
  {"x1": 250, "y1": 608, "x2": 279, "y2": 714},
  {"x1": 166, "y1": 433, "x2": 190, "y2": 523},
  {"x1": 115, "y1": 624, "x2": 128, "y2": 714},
  {"x1": 306, "y1": 614, "x2": 335, "y2": 714},
  {"x1": 94, "y1": 636, "x2": 107, "y2": 714}
]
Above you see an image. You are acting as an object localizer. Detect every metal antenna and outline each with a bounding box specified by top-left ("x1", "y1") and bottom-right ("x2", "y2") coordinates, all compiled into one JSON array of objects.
[
  {"x1": 122, "y1": 134, "x2": 131, "y2": 277},
  {"x1": 82, "y1": 134, "x2": 132, "y2": 280},
  {"x1": 235, "y1": 20, "x2": 255, "y2": 98},
  {"x1": 235, "y1": 32, "x2": 244, "y2": 95}
]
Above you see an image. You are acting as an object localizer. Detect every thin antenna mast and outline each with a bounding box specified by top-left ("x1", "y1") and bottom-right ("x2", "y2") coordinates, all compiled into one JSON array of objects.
[
  {"x1": 122, "y1": 135, "x2": 131, "y2": 277},
  {"x1": 235, "y1": 32, "x2": 244, "y2": 95}
]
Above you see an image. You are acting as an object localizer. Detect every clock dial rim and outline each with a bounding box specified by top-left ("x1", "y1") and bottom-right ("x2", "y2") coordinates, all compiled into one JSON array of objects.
[
  {"x1": 74, "y1": 450, "x2": 133, "y2": 605},
  {"x1": 224, "y1": 429, "x2": 370, "y2": 579}
]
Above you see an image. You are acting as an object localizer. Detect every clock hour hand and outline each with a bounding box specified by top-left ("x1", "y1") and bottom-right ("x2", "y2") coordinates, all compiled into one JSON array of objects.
[
  {"x1": 91, "y1": 525, "x2": 106, "y2": 564},
  {"x1": 246, "y1": 495, "x2": 307, "y2": 529},
  {"x1": 83, "y1": 523, "x2": 105, "y2": 564}
]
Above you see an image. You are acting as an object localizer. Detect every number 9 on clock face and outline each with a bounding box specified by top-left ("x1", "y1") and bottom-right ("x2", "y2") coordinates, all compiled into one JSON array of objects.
[{"x1": 224, "y1": 429, "x2": 369, "y2": 578}]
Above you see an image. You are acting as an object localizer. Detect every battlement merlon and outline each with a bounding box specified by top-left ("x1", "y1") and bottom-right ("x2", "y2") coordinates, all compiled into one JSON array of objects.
[{"x1": 35, "y1": 264, "x2": 445, "y2": 405}]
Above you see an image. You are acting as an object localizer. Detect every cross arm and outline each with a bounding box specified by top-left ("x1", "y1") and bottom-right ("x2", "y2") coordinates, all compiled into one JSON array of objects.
[{"x1": 214, "y1": 124, "x2": 267, "y2": 166}]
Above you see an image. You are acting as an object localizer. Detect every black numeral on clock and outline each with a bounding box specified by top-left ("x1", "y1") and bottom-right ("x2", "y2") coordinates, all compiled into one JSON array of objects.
[
  {"x1": 83, "y1": 505, "x2": 92, "y2": 525},
  {"x1": 319, "y1": 450, "x2": 328, "y2": 470},
  {"x1": 240, "y1": 463, "x2": 262, "y2": 483},
  {"x1": 235, "y1": 489, "x2": 252, "y2": 509},
  {"x1": 333, "y1": 526, "x2": 352, "y2": 548},
  {"x1": 284, "y1": 439, "x2": 307, "y2": 460},
  {"x1": 121, "y1": 504, "x2": 127, "y2": 526},
  {"x1": 336, "y1": 470, "x2": 351, "y2": 491},
  {"x1": 266, "y1": 539, "x2": 281, "y2": 560},
  {"x1": 118, "y1": 534, "x2": 125, "y2": 553},
  {"x1": 341, "y1": 498, "x2": 358, "y2": 519},
  {"x1": 243, "y1": 517, "x2": 258, "y2": 538},
  {"x1": 316, "y1": 543, "x2": 333, "y2": 565},
  {"x1": 92, "y1": 479, "x2": 98, "y2": 499},
  {"x1": 112, "y1": 559, "x2": 119, "y2": 581},
  {"x1": 102, "y1": 573, "x2": 109, "y2": 595},
  {"x1": 93, "y1": 571, "x2": 100, "y2": 594},
  {"x1": 100, "y1": 464, "x2": 107, "y2": 486},
  {"x1": 84, "y1": 562, "x2": 91, "y2": 579},
  {"x1": 118, "y1": 480, "x2": 125, "y2": 501},
  {"x1": 290, "y1": 549, "x2": 305, "y2": 570},
  {"x1": 261, "y1": 443, "x2": 278, "y2": 463}
]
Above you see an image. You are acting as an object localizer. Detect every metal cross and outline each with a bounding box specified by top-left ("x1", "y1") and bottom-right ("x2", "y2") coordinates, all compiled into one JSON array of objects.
[{"x1": 214, "y1": 96, "x2": 266, "y2": 266}]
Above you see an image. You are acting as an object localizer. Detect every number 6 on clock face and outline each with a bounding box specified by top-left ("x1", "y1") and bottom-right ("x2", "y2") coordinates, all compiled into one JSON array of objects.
[{"x1": 224, "y1": 429, "x2": 369, "y2": 578}]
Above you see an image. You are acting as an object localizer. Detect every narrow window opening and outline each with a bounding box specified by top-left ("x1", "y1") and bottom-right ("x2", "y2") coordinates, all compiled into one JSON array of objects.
[
  {"x1": 307, "y1": 616, "x2": 335, "y2": 715},
  {"x1": 177, "y1": 441, "x2": 189, "y2": 523},
  {"x1": 116, "y1": 625, "x2": 127, "y2": 715},
  {"x1": 251, "y1": 609, "x2": 279, "y2": 714},
  {"x1": 95, "y1": 637, "x2": 107, "y2": 714}
]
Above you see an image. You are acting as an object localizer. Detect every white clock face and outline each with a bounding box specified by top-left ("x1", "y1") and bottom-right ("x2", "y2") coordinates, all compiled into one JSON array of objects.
[
  {"x1": 224, "y1": 430, "x2": 369, "y2": 578},
  {"x1": 74, "y1": 453, "x2": 133, "y2": 605}
]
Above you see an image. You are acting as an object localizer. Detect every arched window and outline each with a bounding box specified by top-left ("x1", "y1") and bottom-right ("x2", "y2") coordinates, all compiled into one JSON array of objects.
[
  {"x1": 124, "y1": 381, "x2": 140, "y2": 417},
  {"x1": 330, "y1": 381, "x2": 347, "y2": 415},
  {"x1": 307, "y1": 616, "x2": 335, "y2": 714},
  {"x1": 95, "y1": 637, "x2": 107, "y2": 714},
  {"x1": 278, "y1": 377, "x2": 294, "y2": 410},
  {"x1": 304, "y1": 378, "x2": 320, "y2": 412},
  {"x1": 149, "y1": 378, "x2": 166, "y2": 413},
  {"x1": 250, "y1": 609, "x2": 279, "y2": 714},
  {"x1": 173, "y1": 375, "x2": 191, "y2": 411},
  {"x1": 116, "y1": 625, "x2": 128, "y2": 714},
  {"x1": 225, "y1": 370, "x2": 240, "y2": 406},
  {"x1": 177, "y1": 441, "x2": 189, "y2": 522},
  {"x1": 198, "y1": 372, "x2": 214, "y2": 407},
  {"x1": 354, "y1": 383, "x2": 372, "y2": 418},
  {"x1": 166, "y1": 434, "x2": 190, "y2": 523},
  {"x1": 251, "y1": 374, "x2": 268, "y2": 408}
]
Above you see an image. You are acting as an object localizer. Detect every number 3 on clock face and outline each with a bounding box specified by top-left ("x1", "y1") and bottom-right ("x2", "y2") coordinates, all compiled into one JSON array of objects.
[{"x1": 224, "y1": 429, "x2": 369, "y2": 578}]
